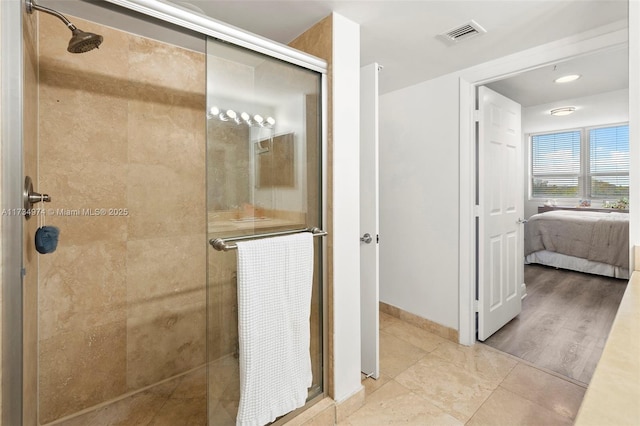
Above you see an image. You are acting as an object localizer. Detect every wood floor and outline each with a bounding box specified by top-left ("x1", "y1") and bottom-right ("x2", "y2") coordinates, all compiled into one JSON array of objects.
[{"x1": 483, "y1": 264, "x2": 627, "y2": 385}]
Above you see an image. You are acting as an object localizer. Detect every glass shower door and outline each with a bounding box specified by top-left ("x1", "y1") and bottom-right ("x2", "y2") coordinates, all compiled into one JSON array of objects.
[{"x1": 205, "y1": 37, "x2": 323, "y2": 425}]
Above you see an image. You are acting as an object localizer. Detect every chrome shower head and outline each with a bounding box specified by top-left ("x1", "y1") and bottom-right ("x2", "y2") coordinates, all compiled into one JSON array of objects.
[
  {"x1": 26, "y1": 0, "x2": 104, "y2": 54},
  {"x1": 68, "y1": 28, "x2": 103, "y2": 53}
]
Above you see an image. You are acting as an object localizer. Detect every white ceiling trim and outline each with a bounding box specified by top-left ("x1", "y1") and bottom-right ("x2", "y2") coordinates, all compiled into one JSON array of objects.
[{"x1": 460, "y1": 21, "x2": 628, "y2": 86}]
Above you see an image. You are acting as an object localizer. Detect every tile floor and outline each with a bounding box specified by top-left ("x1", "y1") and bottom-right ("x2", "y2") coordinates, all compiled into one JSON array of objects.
[
  {"x1": 50, "y1": 312, "x2": 587, "y2": 425},
  {"x1": 341, "y1": 312, "x2": 587, "y2": 425},
  {"x1": 51, "y1": 366, "x2": 208, "y2": 425}
]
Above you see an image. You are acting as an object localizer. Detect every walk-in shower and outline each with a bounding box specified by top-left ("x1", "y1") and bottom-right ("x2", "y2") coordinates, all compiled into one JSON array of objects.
[{"x1": 6, "y1": 0, "x2": 326, "y2": 424}]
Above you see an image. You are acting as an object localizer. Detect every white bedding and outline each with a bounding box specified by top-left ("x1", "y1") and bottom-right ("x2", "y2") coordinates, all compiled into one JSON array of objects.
[{"x1": 525, "y1": 249, "x2": 629, "y2": 279}]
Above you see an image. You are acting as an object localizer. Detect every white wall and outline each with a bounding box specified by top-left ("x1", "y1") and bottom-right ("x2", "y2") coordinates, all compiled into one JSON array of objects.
[
  {"x1": 331, "y1": 12, "x2": 363, "y2": 403},
  {"x1": 379, "y1": 73, "x2": 460, "y2": 330},
  {"x1": 521, "y1": 89, "x2": 629, "y2": 219},
  {"x1": 379, "y1": 21, "x2": 630, "y2": 338},
  {"x1": 0, "y1": 1, "x2": 3, "y2": 419},
  {"x1": 630, "y1": 0, "x2": 639, "y2": 268}
]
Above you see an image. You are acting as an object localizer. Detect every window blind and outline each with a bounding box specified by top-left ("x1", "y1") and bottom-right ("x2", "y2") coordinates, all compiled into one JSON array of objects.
[
  {"x1": 531, "y1": 130, "x2": 581, "y2": 198},
  {"x1": 589, "y1": 125, "x2": 629, "y2": 198}
]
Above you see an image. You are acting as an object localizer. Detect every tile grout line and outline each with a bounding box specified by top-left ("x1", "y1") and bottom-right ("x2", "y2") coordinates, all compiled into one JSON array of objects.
[{"x1": 478, "y1": 342, "x2": 588, "y2": 389}]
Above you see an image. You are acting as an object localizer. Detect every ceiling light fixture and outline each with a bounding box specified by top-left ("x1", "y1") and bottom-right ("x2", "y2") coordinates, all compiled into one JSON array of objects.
[
  {"x1": 550, "y1": 107, "x2": 576, "y2": 116},
  {"x1": 554, "y1": 74, "x2": 581, "y2": 83}
]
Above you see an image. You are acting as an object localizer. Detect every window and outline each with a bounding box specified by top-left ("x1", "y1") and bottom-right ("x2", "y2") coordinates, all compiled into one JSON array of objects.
[
  {"x1": 531, "y1": 130, "x2": 581, "y2": 198},
  {"x1": 531, "y1": 124, "x2": 629, "y2": 200},
  {"x1": 589, "y1": 125, "x2": 629, "y2": 198}
]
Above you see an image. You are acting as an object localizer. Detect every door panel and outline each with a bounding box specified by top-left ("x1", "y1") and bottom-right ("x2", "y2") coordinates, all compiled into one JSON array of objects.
[
  {"x1": 478, "y1": 86, "x2": 523, "y2": 341},
  {"x1": 360, "y1": 63, "x2": 379, "y2": 378}
]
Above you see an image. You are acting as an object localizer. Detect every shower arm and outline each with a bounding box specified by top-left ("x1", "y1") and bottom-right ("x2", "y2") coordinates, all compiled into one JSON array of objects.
[{"x1": 25, "y1": 0, "x2": 78, "y2": 32}]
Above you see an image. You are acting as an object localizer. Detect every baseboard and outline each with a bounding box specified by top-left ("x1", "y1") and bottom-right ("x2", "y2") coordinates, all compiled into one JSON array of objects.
[
  {"x1": 379, "y1": 301, "x2": 459, "y2": 343},
  {"x1": 282, "y1": 397, "x2": 336, "y2": 426},
  {"x1": 335, "y1": 386, "x2": 366, "y2": 423}
]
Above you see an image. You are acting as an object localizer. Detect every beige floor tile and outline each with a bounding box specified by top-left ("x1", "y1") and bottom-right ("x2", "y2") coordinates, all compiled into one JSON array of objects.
[
  {"x1": 362, "y1": 373, "x2": 392, "y2": 397},
  {"x1": 382, "y1": 318, "x2": 448, "y2": 353},
  {"x1": 430, "y1": 341, "x2": 518, "y2": 387},
  {"x1": 467, "y1": 387, "x2": 573, "y2": 426},
  {"x1": 379, "y1": 331, "x2": 427, "y2": 377},
  {"x1": 336, "y1": 388, "x2": 366, "y2": 422},
  {"x1": 500, "y1": 363, "x2": 586, "y2": 420},
  {"x1": 342, "y1": 380, "x2": 462, "y2": 426},
  {"x1": 302, "y1": 405, "x2": 336, "y2": 426},
  {"x1": 379, "y1": 312, "x2": 403, "y2": 331},
  {"x1": 395, "y1": 354, "x2": 495, "y2": 422},
  {"x1": 285, "y1": 398, "x2": 336, "y2": 426}
]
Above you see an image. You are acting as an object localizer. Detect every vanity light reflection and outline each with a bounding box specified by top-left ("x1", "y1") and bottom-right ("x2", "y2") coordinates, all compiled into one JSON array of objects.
[{"x1": 207, "y1": 106, "x2": 275, "y2": 128}]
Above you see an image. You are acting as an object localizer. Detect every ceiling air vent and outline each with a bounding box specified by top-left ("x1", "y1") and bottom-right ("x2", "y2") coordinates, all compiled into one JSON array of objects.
[{"x1": 437, "y1": 20, "x2": 487, "y2": 45}]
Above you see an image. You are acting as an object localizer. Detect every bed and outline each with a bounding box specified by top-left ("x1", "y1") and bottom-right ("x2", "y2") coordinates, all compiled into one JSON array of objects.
[{"x1": 524, "y1": 210, "x2": 629, "y2": 279}]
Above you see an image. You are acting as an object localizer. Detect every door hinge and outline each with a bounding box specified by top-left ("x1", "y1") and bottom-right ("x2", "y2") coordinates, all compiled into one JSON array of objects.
[
  {"x1": 376, "y1": 234, "x2": 379, "y2": 244},
  {"x1": 473, "y1": 109, "x2": 480, "y2": 122},
  {"x1": 474, "y1": 205, "x2": 480, "y2": 217},
  {"x1": 21, "y1": 267, "x2": 27, "y2": 278},
  {"x1": 473, "y1": 300, "x2": 479, "y2": 312}
]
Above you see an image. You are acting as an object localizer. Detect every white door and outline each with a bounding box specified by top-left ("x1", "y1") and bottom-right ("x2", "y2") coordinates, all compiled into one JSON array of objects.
[
  {"x1": 360, "y1": 62, "x2": 380, "y2": 378},
  {"x1": 477, "y1": 86, "x2": 523, "y2": 341}
]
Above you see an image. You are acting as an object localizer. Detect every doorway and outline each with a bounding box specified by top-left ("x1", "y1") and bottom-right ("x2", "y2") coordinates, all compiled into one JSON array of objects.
[
  {"x1": 459, "y1": 25, "x2": 633, "y2": 345},
  {"x1": 464, "y1": 46, "x2": 630, "y2": 385}
]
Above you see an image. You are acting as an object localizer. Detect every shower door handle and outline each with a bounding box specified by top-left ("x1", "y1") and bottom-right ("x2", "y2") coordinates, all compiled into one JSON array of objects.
[
  {"x1": 360, "y1": 233, "x2": 373, "y2": 244},
  {"x1": 23, "y1": 176, "x2": 51, "y2": 219}
]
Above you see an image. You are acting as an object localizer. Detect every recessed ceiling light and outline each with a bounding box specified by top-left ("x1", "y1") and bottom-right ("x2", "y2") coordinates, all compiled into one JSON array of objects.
[
  {"x1": 554, "y1": 74, "x2": 581, "y2": 83},
  {"x1": 550, "y1": 107, "x2": 576, "y2": 116}
]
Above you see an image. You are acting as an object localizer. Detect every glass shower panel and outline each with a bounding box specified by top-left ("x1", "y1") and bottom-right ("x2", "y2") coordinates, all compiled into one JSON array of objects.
[{"x1": 206, "y1": 37, "x2": 323, "y2": 424}]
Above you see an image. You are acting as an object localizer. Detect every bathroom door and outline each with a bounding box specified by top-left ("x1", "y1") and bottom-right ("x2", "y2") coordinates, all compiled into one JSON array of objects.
[
  {"x1": 360, "y1": 63, "x2": 379, "y2": 378},
  {"x1": 477, "y1": 86, "x2": 523, "y2": 341}
]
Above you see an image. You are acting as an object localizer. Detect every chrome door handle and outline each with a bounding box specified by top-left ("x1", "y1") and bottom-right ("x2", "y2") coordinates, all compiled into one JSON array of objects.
[
  {"x1": 360, "y1": 233, "x2": 372, "y2": 244},
  {"x1": 23, "y1": 176, "x2": 51, "y2": 220},
  {"x1": 516, "y1": 218, "x2": 528, "y2": 225}
]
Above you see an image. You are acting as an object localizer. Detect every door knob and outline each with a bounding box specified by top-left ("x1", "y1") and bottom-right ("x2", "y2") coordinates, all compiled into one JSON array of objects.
[
  {"x1": 360, "y1": 233, "x2": 372, "y2": 244},
  {"x1": 516, "y1": 218, "x2": 528, "y2": 225}
]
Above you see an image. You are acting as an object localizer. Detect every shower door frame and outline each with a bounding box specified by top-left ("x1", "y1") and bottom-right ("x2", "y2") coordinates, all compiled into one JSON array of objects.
[
  {"x1": 1, "y1": 0, "x2": 26, "y2": 424},
  {"x1": 106, "y1": 0, "x2": 330, "y2": 416}
]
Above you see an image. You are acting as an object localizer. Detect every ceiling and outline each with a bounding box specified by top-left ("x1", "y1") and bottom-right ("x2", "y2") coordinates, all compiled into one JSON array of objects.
[
  {"x1": 486, "y1": 46, "x2": 629, "y2": 107},
  {"x1": 175, "y1": 0, "x2": 629, "y2": 98},
  {"x1": 44, "y1": 0, "x2": 630, "y2": 104}
]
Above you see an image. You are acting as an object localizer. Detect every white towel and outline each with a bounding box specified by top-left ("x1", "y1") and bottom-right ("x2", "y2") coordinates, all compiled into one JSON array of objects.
[{"x1": 235, "y1": 233, "x2": 314, "y2": 426}]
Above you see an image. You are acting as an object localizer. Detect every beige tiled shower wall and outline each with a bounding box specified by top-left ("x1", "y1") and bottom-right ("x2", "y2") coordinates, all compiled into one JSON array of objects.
[{"x1": 37, "y1": 14, "x2": 206, "y2": 423}]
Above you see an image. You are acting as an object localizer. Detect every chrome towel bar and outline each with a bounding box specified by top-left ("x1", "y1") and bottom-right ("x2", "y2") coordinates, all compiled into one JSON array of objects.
[{"x1": 210, "y1": 227, "x2": 327, "y2": 252}]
